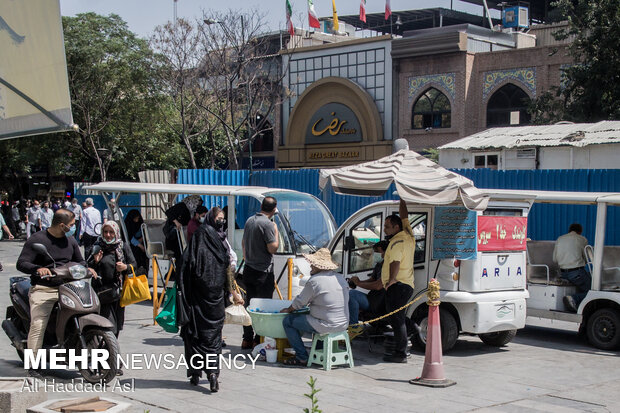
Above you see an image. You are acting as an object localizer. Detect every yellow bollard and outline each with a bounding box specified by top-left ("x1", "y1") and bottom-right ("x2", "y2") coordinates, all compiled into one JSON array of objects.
[
  {"x1": 152, "y1": 255, "x2": 159, "y2": 324},
  {"x1": 287, "y1": 258, "x2": 294, "y2": 300}
]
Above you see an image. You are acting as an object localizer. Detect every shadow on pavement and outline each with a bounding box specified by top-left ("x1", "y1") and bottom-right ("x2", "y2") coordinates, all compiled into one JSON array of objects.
[
  {"x1": 142, "y1": 337, "x2": 183, "y2": 347},
  {"x1": 514, "y1": 325, "x2": 619, "y2": 356},
  {"x1": 131, "y1": 377, "x2": 214, "y2": 395}
]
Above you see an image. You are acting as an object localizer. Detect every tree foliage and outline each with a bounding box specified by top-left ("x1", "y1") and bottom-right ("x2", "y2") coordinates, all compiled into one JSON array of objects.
[
  {"x1": 531, "y1": 0, "x2": 620, "y2": 123},
  {"x1": 63, "y1": 12, "x2": 185, "y2": 181}
]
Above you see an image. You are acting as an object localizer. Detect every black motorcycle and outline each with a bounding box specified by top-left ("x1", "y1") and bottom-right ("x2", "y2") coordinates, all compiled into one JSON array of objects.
[{"x1": 2, "y1": 243, "x2": 119, "y2": 383}]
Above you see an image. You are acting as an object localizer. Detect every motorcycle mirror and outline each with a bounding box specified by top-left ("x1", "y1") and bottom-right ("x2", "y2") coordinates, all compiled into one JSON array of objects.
[
  {"x1": 32, "y1": 243, "x2": 48, "y2": 255},
  {"x1": 32, "y1": 243, "x2": 57, "y2": 268}
]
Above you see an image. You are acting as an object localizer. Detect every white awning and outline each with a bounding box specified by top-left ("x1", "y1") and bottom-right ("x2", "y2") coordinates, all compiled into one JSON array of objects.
[
  {"x1": 319, "y1": 149, "x2": 489, "y2": 210},
  {"x1": 82, "y1": 181, "x2": 278, "y2": 198},
  {"x1": 0, "y1": 0, "x2": 74, "y2": 140}
]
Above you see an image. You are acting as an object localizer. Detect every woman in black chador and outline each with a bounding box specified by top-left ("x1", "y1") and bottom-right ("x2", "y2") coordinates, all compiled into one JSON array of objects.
[{"x1": 178, "y1": 208, "x2": 243, "y2": 392}]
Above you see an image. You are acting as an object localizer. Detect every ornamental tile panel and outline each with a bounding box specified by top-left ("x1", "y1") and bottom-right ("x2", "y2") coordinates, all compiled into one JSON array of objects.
[
  {"x1": 482, "y1": 67, "x2": 536, "y2": 100},
  {"x1": 408, "y1": 73, "x2": 456, "y2": 101}
]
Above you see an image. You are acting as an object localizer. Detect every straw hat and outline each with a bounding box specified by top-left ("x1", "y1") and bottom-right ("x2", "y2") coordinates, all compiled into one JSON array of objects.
[{"x1": 303, "y1": 248, "x2": 339, "y2": 271}]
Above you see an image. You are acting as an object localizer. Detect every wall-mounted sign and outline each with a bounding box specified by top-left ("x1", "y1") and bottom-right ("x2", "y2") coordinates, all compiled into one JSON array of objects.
[
  {"x1": 308, "y1": 151, "x2": 360, "y2": 160},
  {"x1": 432, "y1": 207, "x2": 478, "y2": 260},
  {"x1": 306, "y1": 102, "x2": 363, "y2": 144},
  {"x1": 477, "y1": 216, "x2": 527, "y2": 251}
]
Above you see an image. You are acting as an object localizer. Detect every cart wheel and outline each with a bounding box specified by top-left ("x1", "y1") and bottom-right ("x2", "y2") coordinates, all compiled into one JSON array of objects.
[
  {"x1": 478, "y1": 329, "x2": 517, "y2": 347},
  {"x1": 410, "y1": 307, "x2": 458, "y2": 353},
  {"x1": 587, "y1": 308, "x2": 620, "y2": 350}
]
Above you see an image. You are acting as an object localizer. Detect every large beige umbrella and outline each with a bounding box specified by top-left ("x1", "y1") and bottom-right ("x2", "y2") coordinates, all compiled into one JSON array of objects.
[{"x1": 319, "y1": 149, "x2": 489, "y2": 211}]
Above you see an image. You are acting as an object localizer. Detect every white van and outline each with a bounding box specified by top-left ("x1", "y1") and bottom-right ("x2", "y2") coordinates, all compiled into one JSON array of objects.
[{"x1": 330, "y1": 198, "x2": 530, "y2": 351}]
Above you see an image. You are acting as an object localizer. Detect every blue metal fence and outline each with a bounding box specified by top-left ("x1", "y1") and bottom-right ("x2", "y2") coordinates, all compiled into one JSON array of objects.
[{"x1": 176, "y1": 168, "x2": 620, "y2": 245}]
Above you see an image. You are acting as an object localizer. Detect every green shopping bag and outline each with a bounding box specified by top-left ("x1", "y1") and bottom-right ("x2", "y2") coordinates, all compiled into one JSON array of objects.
[{"x1": 155, "y1": 283, "x2": 179, "y2": 333}]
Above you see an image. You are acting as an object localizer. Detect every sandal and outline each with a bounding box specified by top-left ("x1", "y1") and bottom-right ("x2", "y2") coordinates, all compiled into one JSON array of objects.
[{"x1": 282, "y1": 357, "x2": 307, "y2": 367}]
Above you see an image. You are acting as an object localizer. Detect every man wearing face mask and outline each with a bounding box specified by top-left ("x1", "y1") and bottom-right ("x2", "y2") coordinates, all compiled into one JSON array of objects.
[
  {"x1": 68, "y1": 198, "x2": 82, "y2": 242},
  {"x1": 347, "y1": 240, "x2": 389, "y2": 334},
  {"x1": 187, "y1": 205, "x2": 208, "y2": 242},
  {"x1": 39, "y1": 201, "x2": 54, "y2": 231},
  {"x1": 241, "y1": 196, "x2": 279, "y2": 349},
  {"x1": 16, "y1": 209, "x2": 96, "y2": 354},
  {"x1": 26, "y1": 200, "x2": 42, "y2": 239}
]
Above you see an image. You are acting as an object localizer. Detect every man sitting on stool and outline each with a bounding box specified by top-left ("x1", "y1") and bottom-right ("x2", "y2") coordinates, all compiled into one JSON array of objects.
[
  {"x1": 553, "y1": 223, "x2": 591, "y2": 313},
  {"x1": 280, "y1": 248, "x2": 349, "y2": 366}
]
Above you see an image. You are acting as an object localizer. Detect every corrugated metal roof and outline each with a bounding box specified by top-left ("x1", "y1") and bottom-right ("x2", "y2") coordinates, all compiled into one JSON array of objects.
[{"x1": 438, "y1": 121, "x2": 620, "y2": 150}]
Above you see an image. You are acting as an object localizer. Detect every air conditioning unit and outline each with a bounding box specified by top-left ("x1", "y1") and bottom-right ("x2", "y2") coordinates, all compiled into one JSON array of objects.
[
  {"x1": 503, "y1": 6, "x2": 529, "y2": 29},
  {"x1": 516, "y1": 148, "x2": 536, "y2": 159}
]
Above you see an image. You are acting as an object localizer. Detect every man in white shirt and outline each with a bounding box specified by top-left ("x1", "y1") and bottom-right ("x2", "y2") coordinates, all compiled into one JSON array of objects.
[
  {"x1": 39, "y1": 201, "x2": 54, "y2": 230},
  {"x1": 80, "y1": 197, "x2": 102, "y2": 259},
  {"x1": 103, "y1": 198, "x2": 121, "y2": 223},
  {"x1": 26, "y1": 200, "x2": 41, "y2": 239},
  {"x1": 553, "y1": 223, "x2": 591, "y2": 312}
]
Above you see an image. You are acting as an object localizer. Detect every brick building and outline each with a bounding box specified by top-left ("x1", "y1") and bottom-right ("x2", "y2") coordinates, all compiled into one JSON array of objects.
[{"x1": 276, "y1": 8, "x2": 573, "y2": 168}]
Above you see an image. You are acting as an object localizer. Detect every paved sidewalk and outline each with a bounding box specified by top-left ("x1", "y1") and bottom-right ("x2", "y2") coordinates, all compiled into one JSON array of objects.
[{"x1": 1, "y1": 239, "x2": 619, "y2": 412}]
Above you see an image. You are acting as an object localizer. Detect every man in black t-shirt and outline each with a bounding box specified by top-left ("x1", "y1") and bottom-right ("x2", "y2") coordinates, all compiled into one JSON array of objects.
[{"x1": 16, "y1": 209, "x2": 95, "y2": 353}]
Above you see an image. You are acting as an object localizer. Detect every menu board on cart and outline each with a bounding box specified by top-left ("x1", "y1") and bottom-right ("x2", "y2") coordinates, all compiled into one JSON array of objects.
[{"x1": 432, "y1": 207, "x2": 478, "y2": 260}]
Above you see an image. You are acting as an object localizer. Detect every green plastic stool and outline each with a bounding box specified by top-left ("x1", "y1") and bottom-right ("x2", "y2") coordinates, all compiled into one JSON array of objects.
[{"x1": 307, "y1": 331, "x2": 354, "y2": 370}]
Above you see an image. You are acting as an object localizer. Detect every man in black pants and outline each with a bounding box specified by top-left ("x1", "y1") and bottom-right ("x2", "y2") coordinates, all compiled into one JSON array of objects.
[
  {"x1": 241, "y1": 197, "x2": 279, "y2": 349},
  {"x1": 381, "y1": 199, "x2": 415, "y2": 363}
]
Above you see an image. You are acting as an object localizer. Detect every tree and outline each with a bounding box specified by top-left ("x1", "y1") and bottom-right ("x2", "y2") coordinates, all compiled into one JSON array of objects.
[
  {"x1": 150, "y1": 19, "x2": 213, "y2": 169},
  {"x1": 198, "y1": 10, "x2": 289, "y2": 169},
  {"x1": 63, "y1": 13, "x2": 179, "y2": 181},
  {"x1": 530, "y1": 0, "x2": 620, "y2": 123}
]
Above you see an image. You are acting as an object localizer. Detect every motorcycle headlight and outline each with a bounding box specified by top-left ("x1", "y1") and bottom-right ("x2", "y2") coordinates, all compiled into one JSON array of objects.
[
  {"x1": 61, "y1": 295, "x2": 76, "y2": 308},
  {"x1": 69, "y1": 265, "x2": 87, "y2": 280}
]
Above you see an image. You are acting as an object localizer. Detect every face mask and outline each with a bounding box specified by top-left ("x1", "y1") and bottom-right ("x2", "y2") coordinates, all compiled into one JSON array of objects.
[
  {"x1": 104, "y1": 237, "x2": 116, "y2": 245},
  {"x1": 373, "y1": 252, "x2": 383, "y2": 264},
  {"x1": 215, "y1": 219, "x2": 225, "y2": 229},
  {"x1": 384, "y1": 234, "x2": 394, "y2": 241},
  {"x1": 199, "y1": 216, "x2": 206, "y2": 224},
  {"x1": 65, "y1": 224, "x2": 76, "y2": 237}
]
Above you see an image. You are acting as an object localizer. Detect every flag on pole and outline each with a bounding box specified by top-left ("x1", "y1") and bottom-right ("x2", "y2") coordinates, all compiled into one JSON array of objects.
[
  {"x1": 385, "y1": 0, "x2": 392, "y2": 20},
  {"x1": 332, "y1": 0, "x2": 340, "y2": 33},
  {"x1": 308, "y1": 0, "x2": 320, "y2": 29},
  {"x1": 286, "y1": 0, "x2": 295, "y2": 36},
  {"x1": 360, "y1": 0, "x2": 367, "y2": 23}
]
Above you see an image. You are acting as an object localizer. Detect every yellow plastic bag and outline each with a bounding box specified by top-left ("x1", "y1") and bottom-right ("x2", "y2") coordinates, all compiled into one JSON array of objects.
[{"x1": 120, "y1": 265, "x2": 151, "y2": 307}]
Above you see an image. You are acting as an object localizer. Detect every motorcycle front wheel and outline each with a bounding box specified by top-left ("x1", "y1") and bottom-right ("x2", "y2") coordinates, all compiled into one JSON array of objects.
[{"x1": 78, "y1": 328, "x2": 119, "y2": 384}]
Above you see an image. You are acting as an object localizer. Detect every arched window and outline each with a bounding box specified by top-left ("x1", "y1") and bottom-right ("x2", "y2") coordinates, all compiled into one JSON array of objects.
[
  {"x1": 486, "y1": 83, "x2": 531, "y2": 127},
  {"x1": 412, "y1": 88, "x2": 451, "y2": 129}
]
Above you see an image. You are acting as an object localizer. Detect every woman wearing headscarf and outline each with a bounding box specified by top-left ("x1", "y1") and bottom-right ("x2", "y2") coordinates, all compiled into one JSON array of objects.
[
  {"x1": 178, "y1": 206, "x2": 243, "y2": 391},
  {"x1": 89, "y1": 221, "x2": 137, "y2": 339},
  {"x1": 124, "y1": 209, "x2": 148, "y2": 269}
]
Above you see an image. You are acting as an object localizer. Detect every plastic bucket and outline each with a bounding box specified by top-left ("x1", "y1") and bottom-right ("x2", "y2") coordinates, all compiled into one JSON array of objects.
[{"x1": 265, "y1": 349, "x2": 278, "y2": 363}]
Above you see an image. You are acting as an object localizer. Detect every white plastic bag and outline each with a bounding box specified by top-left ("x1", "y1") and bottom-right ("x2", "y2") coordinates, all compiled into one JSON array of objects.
[
  {"x1": 224, "y1": 304, "x2": 252, "y2": 326},
  {"x1": 251, "y1": 337, "x2": 277, "y2": 357}
]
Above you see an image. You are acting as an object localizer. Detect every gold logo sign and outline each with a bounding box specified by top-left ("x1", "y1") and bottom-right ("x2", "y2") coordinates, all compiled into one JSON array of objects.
[{"x1": 312, "y1": 112, "x2": 357, "y2": 136}]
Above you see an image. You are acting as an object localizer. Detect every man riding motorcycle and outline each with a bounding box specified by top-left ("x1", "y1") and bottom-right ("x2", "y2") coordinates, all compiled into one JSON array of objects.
[{"x1": 16, "y1": 209, "x2": 97, "y2": 354}]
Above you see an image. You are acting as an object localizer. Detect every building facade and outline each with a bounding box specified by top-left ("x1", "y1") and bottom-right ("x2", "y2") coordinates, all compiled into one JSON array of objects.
[{"x1": 275, "y1": 11, "x2": 574, "y2": 168}]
